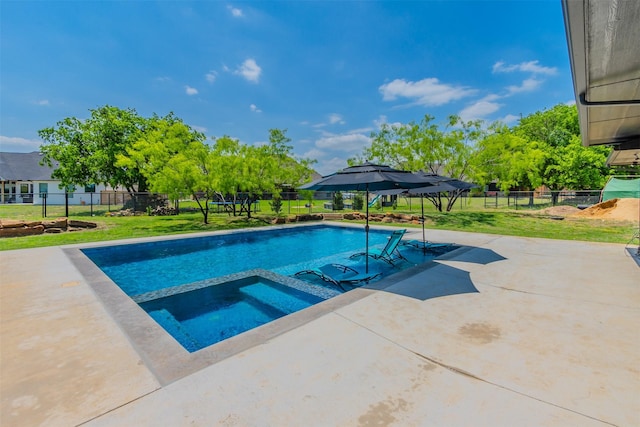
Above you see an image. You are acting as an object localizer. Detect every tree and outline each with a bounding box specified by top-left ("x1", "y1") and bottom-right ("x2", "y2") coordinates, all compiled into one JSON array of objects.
[
  {"x1": 471, "y1": 123, "x2": 545, "y2": 201},
  {"x1": 117, "y1": 118, "x2": 212, "y2": 222},
  {"x1": 39, "y1": 105, "x2": 149, "y2": 193},
  {"x1": 513, "y1": 103, "x2": 611, "y2": 203},
  {"x1": 360, "y1": 114, "x2": 483, "y2": 211},
  {"x1": 472, "y1": 104, "x2": 611, "y2": 205}
]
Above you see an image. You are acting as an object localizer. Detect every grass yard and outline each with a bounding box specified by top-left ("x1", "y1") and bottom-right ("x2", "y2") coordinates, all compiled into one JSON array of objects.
[{"x1": 1, "y1": 199, "x2": 637, "y2": 251}]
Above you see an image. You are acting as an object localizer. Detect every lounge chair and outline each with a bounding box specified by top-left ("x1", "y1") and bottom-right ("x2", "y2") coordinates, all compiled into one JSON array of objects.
[
  {"x1": 294, "y1": 263, "x2": 380, "y2": 291},
  {"x1": 350, "y1": 229, "x2": 408, "y2": 265},
  {"x1": 401, "y1": 240, "x2": 452, "y2": 251}
]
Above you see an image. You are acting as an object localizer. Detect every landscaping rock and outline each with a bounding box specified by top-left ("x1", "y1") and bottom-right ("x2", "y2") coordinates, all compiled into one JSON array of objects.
[
  {"x1": 0, "y1": 219, "x2": 26, "y2": 229},
  {"x1": 0, "y1": 224, "x2": 44, "y2": 237},
  {"x1": 43, "y1": 218, "x2": 68, "y2": 229},
  {"x1": 322, "y1": 213, "x2": 344, "y2": 220},
  {"x1": 0, "y1": 218, "x2": 97, "y2": 238},
  {"x1": 69, "y1": 220, "x2": 97, "y2": 228}
]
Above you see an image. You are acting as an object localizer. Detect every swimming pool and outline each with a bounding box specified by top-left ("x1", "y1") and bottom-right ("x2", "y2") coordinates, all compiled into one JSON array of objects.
[
  {"x1": 82, "y1": 224, "x2": 390, "y2": 296},
  {"x1": 81, "y1": 224, "x2": 451, "y2": 352}
]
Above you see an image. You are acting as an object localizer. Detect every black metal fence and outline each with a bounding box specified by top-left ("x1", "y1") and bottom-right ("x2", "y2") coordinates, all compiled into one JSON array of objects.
[
  {"x1": 0, "y1": 189, "x2": 607, "y2": 217},
  {"x1": 482, "y1": 190, "x2": 601, "y2": 209}
]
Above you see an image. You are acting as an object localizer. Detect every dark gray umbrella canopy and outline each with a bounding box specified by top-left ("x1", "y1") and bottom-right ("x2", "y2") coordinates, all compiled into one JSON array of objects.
[
  {"x1": 407, "y1": 173, "x2": 478, "y2": 195},
  {"x1": 299, "y1": 163, "x2": 432, "y2": 192},
  {"x1": 377, "y1": 173, "x2": 478, "y2": 253},
  {"x1": 300, "y1": 163, "x2": 436, "y2": 272}
]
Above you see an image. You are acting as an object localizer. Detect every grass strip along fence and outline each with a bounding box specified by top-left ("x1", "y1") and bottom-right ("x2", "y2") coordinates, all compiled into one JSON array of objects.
[{"x1": 1, "y1": 190, "x2": 637, "y2": 251}]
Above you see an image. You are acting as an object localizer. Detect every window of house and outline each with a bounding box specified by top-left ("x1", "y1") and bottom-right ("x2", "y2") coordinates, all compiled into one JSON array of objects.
[
  {"x1": 84, "y1": 184, "x2": 96, "y2": 193},
  {"x1": 39, "y1": 183, "x2": 48, "y2": 194}
]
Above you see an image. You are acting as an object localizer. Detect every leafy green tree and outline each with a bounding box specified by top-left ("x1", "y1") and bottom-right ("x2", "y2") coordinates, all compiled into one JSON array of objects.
[
  {"x1": 472, "y1": 123, "x2": 545, "y2": 205},
  {"x1": 332, "y1": 192, "x2": 344, "y2": 210},
  {"x1": 39, "y1": 105, "x2": 149, "y2": 193},
  {"x1": 360, "y1": 114, "x2": 483, "y2": 211},
  {"x1": 352, "y1": 193, "x2": 364, "y2": 211},
  {"x1": 513, "y1": 103, "x2": 611, "y2": 203},
  {"x1": 117, "y1": 118, "x2": 212, "y2": 221},
  {"x1": 189, "y1": 129, "x2": 314, "y2": 221},
  {"x1": 472, "y1": 104, "x2": 611, "y2": 205},
  {"x1": 298, "y1": 189, "x2": 315, "y2": 213}
]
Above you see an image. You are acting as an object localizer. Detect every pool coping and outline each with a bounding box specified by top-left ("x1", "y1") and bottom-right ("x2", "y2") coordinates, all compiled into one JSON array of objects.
[{"x1": 64, "y1": 222, "x2": 461, "y2": 385}]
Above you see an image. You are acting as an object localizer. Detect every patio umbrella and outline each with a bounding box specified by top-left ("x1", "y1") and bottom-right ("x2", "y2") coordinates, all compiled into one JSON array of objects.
[
  {"x1": 379, "y1": 173, "x2": 478, "y2": 253},
  {"x1": 409, "y1": 175, "x2": 478, "y2": 252},
  {"x1": 299, "y1": 162, "x2": 435, "y2": 272}
]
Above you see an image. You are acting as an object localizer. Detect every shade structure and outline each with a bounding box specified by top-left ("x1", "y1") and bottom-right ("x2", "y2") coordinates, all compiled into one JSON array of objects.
[
  {"x1": 407, "y1": 174, "x2": 478, "y2": 195},
  {"x1": 299, "y1": 163, "x2": 436, "y2": 272},
  {"x1": 411, "y1": 176, "x2": 477, "y2": 252},
  {"x1": 378, "y1": 173, "x2": 478, "y2": 253}
]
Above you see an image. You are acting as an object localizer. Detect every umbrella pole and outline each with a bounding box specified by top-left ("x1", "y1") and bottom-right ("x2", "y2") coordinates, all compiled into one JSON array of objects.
[
  {"x1": 365, "y1": 188, "x2": 369, "y2": 273},
  {"x1": 421, "y1": 195, "x2": 426, "y2": 254}
]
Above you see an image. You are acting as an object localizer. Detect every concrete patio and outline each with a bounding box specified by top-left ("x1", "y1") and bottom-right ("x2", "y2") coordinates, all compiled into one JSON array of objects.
[{"x1": 1, "y1": 226, "x2": 639, "y2": 426}]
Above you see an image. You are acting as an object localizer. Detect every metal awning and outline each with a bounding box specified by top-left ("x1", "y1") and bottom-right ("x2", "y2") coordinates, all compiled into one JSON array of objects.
[{"x1": 562, "y1": 0, "x2": 640, "y2": 166}]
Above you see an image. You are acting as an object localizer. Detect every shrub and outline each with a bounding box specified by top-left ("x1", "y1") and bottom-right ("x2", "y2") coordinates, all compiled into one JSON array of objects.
[{"x1": 333, "y1": 192, "x2": 344, "y2": 210}]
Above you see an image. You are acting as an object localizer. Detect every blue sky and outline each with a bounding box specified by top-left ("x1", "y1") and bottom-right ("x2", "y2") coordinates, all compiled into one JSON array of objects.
[{"x1": 1, "y1": 1, "x2": 574, "y2": 175}]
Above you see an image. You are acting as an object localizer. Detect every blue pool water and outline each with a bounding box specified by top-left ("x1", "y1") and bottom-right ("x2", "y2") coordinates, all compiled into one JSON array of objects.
[
  {"x1": 140, "y1": 275, "x2": 325, "y2": 352},
  {"x1": 82, "y1": 225, "x2": 390, "y2": 296},
  {"x1": 82, "y1": 225, "x2": 453, "y2": 352}
]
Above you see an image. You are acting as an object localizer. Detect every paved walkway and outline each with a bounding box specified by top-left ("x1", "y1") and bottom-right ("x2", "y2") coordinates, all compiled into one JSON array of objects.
[{"x1": 1, "y1": 227, "x2": 639, "y2": 426}]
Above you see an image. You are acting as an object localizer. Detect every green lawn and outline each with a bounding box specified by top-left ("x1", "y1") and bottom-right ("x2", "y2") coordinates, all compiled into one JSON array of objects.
[{"x1": 0, "y1": 200, "x2": 637, "y2": 251}]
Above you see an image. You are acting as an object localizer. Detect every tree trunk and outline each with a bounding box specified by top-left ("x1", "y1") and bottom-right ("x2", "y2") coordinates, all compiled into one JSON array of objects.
[{"x1": 193, "y1": 194, "x2": 209, "y2": 224}]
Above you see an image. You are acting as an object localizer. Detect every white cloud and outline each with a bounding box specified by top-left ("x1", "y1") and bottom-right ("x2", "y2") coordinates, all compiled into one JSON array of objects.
[
  {"x1": 459, "y1": 100, "x2": 502, "y2": 121},
  {"x1": 348, "y1": 126, "x2": 374, "y2": 134},
  {"x1": 227, "y1": 5, "x2": 243, "y2": 17},
  {"x1": 205, "y1": 71, "x2": 217, "y2": 83},
  {"x1": 250, "y1": 104, "x2": 262, "y2": 113},
  {"x1": 493, "y1": 60, "x2": 557, "y2": 75},
  {"x1": 379, "y1": 78, "x2": 476, "y2": 106},
  {"x1": 498, "y1": 114, "x2": 521, "y2": 125},
  {"x1": 328, "y1": 113, "x2": 345, "y2": 125},
  {"x1": 34, "y1": 99, "x2": 49, "y2": 106},
  {"x1": 155, "y1": 76, "x2": 171, "y2": 82},
  {"x1": 0, "y1": 135, "x2": 42, "y2": 152},
  {"x1": 192, "y1": 125, "x2": 207, "y2": 133},
  {"x1": 318, "y1": 157, "x2": 351, "y2": 175},
  {"x1": 185, "y1": 85, "x2": 198, "y2": 95},
  {"x1": 315, "y1": 132, "x2": 370, "y2": 152},
  {"x1": 302, "y1": 148, "x2": 325, "y2": 159},
  {"x1": 506, "y1": 77, "x2": 542, "y2": 95},
  {"x1": 235, "y1": 58, "x2": 261, "y2": 83}
]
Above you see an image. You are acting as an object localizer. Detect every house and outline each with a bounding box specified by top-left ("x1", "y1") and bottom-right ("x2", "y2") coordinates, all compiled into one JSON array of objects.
[{"x1": 0, "y1": 152, "x2": 106, "y2": 205}]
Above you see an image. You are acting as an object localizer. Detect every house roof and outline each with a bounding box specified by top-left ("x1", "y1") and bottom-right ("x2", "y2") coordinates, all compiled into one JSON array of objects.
[
  {"x1": 0, "y1": 152, "x2": 58, "y2": 181},
  {"x1": 562, "y1": 0, "x2": 640, "y2": 166}
]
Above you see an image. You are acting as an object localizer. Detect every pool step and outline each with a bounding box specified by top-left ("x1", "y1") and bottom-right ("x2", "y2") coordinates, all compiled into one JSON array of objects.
[
  {"x1": 148, "y1": 309, "x2": 200, "y2": 352},
  {"x1": 239, "y1": 283, "x2": 315, "y2": 316}
]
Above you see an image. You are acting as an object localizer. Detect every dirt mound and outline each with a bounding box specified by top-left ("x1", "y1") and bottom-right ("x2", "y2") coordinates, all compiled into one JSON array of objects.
[
  {"x1": 571, "y1": 198, "x2": 639, "y2": 221},
  {"x1": 538, "y1": 205, "x2": 581, "y2": 216}
]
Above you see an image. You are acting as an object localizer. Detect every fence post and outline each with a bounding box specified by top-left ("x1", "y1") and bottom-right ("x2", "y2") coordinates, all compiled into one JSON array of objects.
[
  {"x1": 90, "y1": 192, "x2": 94, "y2": 216},
  {"x1": 41, "y1": 192, "x2": 47, "y2": 218}
]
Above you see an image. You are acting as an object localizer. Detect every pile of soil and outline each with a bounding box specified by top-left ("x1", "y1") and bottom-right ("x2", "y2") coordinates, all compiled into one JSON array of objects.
[
  {"x1": 571, "y1": 198, "x2": 639, "y2": 222},
  {"x1": 538, "y1": 205, "x2": 581, "y2": 216}
]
